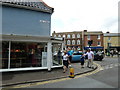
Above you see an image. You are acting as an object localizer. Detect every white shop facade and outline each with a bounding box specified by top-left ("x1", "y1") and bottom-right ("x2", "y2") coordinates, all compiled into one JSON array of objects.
[{"x1": 0, "y1": 34, "x2": 64, "y2": 72}]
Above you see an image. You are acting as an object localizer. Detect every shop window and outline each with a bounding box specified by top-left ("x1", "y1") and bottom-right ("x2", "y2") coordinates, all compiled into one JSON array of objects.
[
  {"x1": 2, "y1": 41, "x2": 9, "y2": 69},
  {"x1": 10, "y1": 42, "x2": 47, "y2": 68},
  {"x1": 52, "y1": 43, "x2": 62, "y2": 66}
]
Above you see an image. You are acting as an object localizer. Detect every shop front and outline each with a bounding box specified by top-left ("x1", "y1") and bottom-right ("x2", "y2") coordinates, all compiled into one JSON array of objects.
[
  {"x1": 0, "y1": 35, "x2": 64, "y2": 72},
  {"x1": 84, "y1": 46, "x2": 104, "y2": 51}
]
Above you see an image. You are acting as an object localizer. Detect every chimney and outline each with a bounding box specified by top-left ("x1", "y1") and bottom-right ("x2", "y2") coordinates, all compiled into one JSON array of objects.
[
  {"x1": 53, "y1": 31, "x2": 56, "y2": 33},
  {"x1": 106, "y1": 31, "x2": 110, "y2": 33},
  {"x1": 84, "y1": 30, "x2": 87, "y2": 32}
]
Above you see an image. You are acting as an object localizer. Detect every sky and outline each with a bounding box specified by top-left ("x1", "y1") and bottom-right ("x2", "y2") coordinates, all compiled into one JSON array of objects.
[{"x1": 43, "y1": 0, "x2": 119, "y2": 34}]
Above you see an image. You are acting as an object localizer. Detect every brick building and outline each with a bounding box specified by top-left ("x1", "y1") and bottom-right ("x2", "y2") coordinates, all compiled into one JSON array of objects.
[
  {"x1": 52, "y1": 30, "x2": 104, "y2": 51},
  {"x1": 83, "y1": 30, "x2": 104, "y2": 50},
  {"x1": 52, "y1": 31, "x2": 83, "y2": 50}
]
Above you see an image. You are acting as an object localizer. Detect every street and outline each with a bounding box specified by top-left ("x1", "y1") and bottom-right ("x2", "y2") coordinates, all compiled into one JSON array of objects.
[{"x1": 9, "y1": 57, "x2": 119, "y2": 88}]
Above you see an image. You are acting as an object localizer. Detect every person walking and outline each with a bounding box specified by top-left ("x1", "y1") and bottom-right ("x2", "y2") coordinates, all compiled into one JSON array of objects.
[
  {"x1": 62, "y1": 51, "x2": 69, "y2": 73},
  {"x1": 85, "y1": 49, "x2": 94, "y2": 68},
  {"x1": 80, "y1": 53, "x2": 85, "y2": 68},
  {"x1": 67, "y1": 47, "x2": 74, "y2": 64}
]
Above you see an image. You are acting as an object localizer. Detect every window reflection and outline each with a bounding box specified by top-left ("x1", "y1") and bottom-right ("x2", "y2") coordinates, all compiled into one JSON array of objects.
[
  {"x1": 10, "y1": 42, "x2": 47, "y2": 68},
  {"x1": 2, "y1": 41, "x2": 9, "y2": 69},
  {"x1": 52, "y1": 43, "x2": 62, "y2": 66}
]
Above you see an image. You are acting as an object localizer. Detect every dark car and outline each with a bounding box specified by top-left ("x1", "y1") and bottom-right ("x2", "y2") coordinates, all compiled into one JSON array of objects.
[{"x1": 94, "y1": 51, "x2": 104, "y2": 61}]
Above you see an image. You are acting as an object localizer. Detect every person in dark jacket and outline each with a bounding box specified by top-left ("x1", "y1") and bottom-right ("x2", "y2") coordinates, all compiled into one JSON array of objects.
[{"x1": 80, "y1": 53, "x2": 85, "y2": 68}]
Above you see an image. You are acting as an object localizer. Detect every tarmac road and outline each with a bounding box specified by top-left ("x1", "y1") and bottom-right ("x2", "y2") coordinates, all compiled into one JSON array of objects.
[{"x1": 4, "y1": 57, "x2": 119, "y2": 88}]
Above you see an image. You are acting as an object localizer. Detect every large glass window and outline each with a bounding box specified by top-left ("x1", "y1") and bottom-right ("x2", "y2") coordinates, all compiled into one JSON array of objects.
[
  {"x1": 2, "y1": 41, "x2": 9, "y2": 69},
  {"x1": 52, "y1": 43, "x2": 62, "y2": 66},
  {"x1": 10, "y1": 42, "x2": 47, "y2": 68}
]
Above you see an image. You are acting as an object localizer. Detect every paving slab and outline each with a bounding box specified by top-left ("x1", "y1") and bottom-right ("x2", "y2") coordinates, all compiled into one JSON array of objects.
[{"x1": 2, "y1": 62, "x2": 97, "y2": 87}]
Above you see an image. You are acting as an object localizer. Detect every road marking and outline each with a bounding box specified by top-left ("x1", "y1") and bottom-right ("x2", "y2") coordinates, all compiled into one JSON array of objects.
[
  {"x1": 101, "y1": 63, "x2": 118, "y2": 70},
  {"x1": 114, "y1": 64, "x2": 118, "y2": 67},
  {"x1": 5, "y1": 62, "x2": 102, "y2": 88}
]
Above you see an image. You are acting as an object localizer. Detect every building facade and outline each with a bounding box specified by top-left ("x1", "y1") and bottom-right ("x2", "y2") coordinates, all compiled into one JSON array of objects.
[
  {"x1": 83, "y1": 30, "x2": 104, "y2": 50},
  {"x1": 52, "y1": 30, "x2": 104, "y2": 51},
  {"x1": 104, "y1": 32, "x2": 120, "y2": 54},
  {"x1": 52, "y1": 31, "x2": 83, "y2": 51},
  {"x1": 0, "y1": 0, "x2": 64, "y2": 72}
]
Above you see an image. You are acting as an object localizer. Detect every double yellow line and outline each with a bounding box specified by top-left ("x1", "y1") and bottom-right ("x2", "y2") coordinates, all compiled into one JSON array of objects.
[{"x1": 5, "y1": 62, "x2": 103, "y2": 89}]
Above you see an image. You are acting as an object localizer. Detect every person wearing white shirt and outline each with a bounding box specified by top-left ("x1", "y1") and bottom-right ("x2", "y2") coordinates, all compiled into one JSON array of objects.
[
  {"x1": 85, "y1": 49, "x2": 94, "y2": 68},
  {"x1": 62, "y1": 51, "x2": 69, "y2": 73}
]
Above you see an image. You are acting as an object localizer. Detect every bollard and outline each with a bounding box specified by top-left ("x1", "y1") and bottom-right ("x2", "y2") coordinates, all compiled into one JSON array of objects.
[{"x1": 69, "y1": 67, "x2": 75, "y2": 78}]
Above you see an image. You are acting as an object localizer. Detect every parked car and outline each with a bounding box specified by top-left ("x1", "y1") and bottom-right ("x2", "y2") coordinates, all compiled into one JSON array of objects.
[
  {"x1": 94, "y1": 51, "x2": 104, "y2": 61},
  {"x1": 71, "y1": 51, "x2": 83, "y2": 62}
]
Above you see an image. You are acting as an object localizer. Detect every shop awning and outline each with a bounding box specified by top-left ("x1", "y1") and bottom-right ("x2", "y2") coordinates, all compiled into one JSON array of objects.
[{"x1": 84, "y1": 46, "x2": 104, "y2": 50}]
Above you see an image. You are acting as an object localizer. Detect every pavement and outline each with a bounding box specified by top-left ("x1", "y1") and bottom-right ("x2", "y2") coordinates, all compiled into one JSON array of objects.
[{"x1": 2, "y1": 62, "x2": 97, "y2": 87}]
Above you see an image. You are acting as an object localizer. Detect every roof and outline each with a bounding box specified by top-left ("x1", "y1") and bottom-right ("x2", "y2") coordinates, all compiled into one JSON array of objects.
[
  {"x1": 53, "y1": 31, "x2": 83, "y2": 35},
  {"x1": 0, "y1": 0, "x2": 54, "y2": 14},
  {"x1": 84, "y1": 31, "x2": 103, "y2": 35},
  {"x1": 104, "y1": 33, "x2": 120, "y2": 37}
]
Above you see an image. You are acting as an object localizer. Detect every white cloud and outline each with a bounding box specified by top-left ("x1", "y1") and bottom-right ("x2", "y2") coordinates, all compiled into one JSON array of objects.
[{"x1": 44, "y1": 0, "x2": 119, "y2": 34}]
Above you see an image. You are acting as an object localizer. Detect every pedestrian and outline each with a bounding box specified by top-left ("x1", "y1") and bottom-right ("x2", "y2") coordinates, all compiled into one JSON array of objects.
[
  {"x1": 85, "y1": 48, "x2": 94, "y2": 68},
  {"x1": 67, "y1": 47, "x2": 74, "y2": 65},
  {"x1": 110, "y1": 50, "x2": 114, "y2": 57},
  {"x1": 62, "y1": 51, "x2": 69, "y2": 73},
  {"x1": 80, "y1": 53, "x2": 85, "y2": 68},
  {"x1": 57, "y1": 48, "x2": 61, "y2": 64}
]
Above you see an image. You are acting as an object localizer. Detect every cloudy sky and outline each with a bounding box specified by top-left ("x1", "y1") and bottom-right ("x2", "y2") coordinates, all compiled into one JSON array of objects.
[{"x1": 43, "y1": 0, "x2": 119, "y2": 34}]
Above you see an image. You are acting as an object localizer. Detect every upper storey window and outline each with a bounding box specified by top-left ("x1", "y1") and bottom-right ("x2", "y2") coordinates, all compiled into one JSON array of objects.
[
  {"x1": 72, "y1": 34, "x2": 75, "y2": 38},
  {"x1": 67, "y1": 34, "x2": 71, "y2": 38},
  {"x1": 77, "y1": 34, "x2": 80, "y2": 38}
]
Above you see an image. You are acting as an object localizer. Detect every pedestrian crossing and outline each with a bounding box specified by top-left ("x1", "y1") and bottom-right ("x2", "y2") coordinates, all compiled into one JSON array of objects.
[{"x1": 101, "y1": 63, "x2": 119, "y2": 70}]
